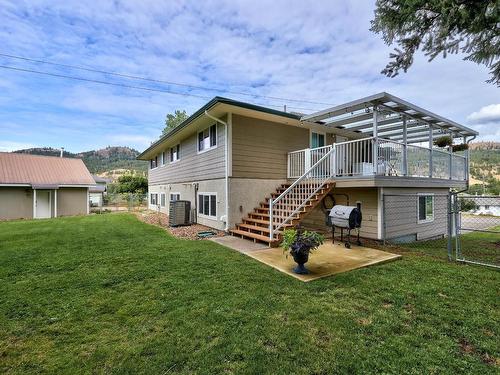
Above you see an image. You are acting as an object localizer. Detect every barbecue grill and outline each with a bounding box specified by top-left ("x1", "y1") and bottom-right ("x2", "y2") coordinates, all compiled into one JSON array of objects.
[{"x1": 329, "y1": 202, "x2": 362, "y2": 248}]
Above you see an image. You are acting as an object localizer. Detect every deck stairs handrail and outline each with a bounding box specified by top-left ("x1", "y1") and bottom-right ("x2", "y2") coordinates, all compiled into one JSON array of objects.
[{"x1": 269, "y1": 144, "x2": 337, "y2": 240}]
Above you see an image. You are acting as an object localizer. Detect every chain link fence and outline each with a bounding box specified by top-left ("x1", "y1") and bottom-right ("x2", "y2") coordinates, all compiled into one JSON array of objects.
[
  {"x1": 382, "y1": 192, "x2": 499, "y2": 268},
  {"x1": 382, "y1": 193, "x2": 451, "y2": 259},
  {"x1": 90, "y1": 192, "x2": 147, "y2": 213},
  {"x1": 452, "y1": 194, "x2": 500, "y2": 268}
]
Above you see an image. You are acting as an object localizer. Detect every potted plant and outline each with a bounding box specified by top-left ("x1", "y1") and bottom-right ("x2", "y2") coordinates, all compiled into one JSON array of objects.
[
  {"x1": 452, "y1": 143, "x2": 469, "y2": 152},
  {"x1": 281, "y1": 228, "x2": 324, "y2": 274},
  {"x1": 433, "y1": 136, "x2": 452, "y2": 148}
]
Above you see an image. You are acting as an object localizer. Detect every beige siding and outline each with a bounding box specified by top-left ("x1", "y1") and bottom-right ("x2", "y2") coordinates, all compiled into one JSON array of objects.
[
  {"x1": 149, "y1": 122, "x2": 225, "y2": 185},
  {"x1": 0, "y1": 187, "x2": 33, "y2": 219},
  {"x1": 57, "y1": 188, "x2": 88, "y2": 217},
  {"x1": 383, "y1": 187, "x2": 449, "y2": 240},
  {"x1": 232, "y1": 115, "x2": 309, "y2": 179},
  {"x1": 301, "y1": 187, "x2": 379, "y2": 239}
]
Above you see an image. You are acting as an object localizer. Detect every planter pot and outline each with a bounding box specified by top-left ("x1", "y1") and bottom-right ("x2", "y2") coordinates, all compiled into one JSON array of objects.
[{"x1": 292, "y1": 251, "x2": 310, "y2": 274}]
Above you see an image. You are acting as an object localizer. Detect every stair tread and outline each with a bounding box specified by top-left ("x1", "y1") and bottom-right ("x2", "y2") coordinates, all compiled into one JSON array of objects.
[
  {"x1": 230, "y1": 229, "x2": 279, "y2": 243},
  {"x1": 236, "y1": 223, "x2": 274, "y2": 233},
  {"x1": 243, "y1": 218, "x2": 295, "y2": 226}
]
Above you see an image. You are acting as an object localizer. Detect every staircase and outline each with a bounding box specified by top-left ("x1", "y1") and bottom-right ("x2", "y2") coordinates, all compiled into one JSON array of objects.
[{"x1": 230, "y1": 182, "x2": 335, "y2": 246}]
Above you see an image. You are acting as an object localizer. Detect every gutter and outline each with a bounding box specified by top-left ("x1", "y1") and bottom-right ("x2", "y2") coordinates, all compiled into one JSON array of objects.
[{"x1": 204, "y1": 110, "x2": 230, "y2": 232}]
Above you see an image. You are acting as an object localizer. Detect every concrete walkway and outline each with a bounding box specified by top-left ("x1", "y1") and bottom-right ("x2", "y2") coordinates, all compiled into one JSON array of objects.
[{"x1": 211, "y1": 235, "x2": 401, "y2": 282}]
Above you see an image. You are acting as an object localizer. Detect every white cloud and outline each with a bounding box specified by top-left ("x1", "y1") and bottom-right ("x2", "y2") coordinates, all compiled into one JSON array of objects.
[
  {"x1": 467, "y1": 104, "x2": 500, "y2": 124},
  {"x1": 0, "y1": 141, "x2": 38, "y2": 152}
]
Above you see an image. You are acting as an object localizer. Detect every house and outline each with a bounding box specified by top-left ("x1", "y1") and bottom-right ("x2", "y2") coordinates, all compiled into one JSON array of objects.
[
  {"x1": 137, "y1": 92, "x2": 478, "y2": 246},
  {"x1": 461, "y1": 195, "x2": 500, "y2": 216},
  {"x1": 89, "y1": 175, "x2": 111, "y2": 207},
  {"x1": 0, "y1": 153, "x2": 95, "y2": 220}
]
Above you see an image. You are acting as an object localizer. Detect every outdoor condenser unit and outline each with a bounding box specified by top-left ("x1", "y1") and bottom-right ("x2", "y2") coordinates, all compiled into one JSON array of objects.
[
  {"x1": 169, "y1": 200, "x2": 191, "y2": 227},
  {"x1": 329, "y1": 203, "x2": 362, "y2": 248}
]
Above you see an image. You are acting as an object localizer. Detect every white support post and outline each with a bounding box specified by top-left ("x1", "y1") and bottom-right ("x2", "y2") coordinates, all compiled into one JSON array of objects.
[
  {"x1": 54, "y1": 190, "x2": 58, "y2": 218},
  {"x1": 428, "y1": 125, "x2": 433, "y2": 178},
  {"x1": 304, "y1": 148, "x2": 311, "y2": 172},
  {"x1": 402, "y1": 116, "x2": 408, "y2": 176},
  {"x1": 33, "y1": 189, "x2": 37, "y2": 218},
  {"x1": 448, "y1": 130, "x2": 453, "y2": 180},
  {"x1": 372, "y1": 106, "x2": 379, "y2": 175}
]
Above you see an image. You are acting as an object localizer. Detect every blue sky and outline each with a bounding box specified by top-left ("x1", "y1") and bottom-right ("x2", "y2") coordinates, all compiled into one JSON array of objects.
[{"x1": 0, "y1": 1, "x2": 498, "y2": 153}]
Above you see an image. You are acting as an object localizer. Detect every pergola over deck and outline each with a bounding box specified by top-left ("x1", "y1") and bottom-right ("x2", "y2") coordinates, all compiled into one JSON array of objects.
[{"x1": 301, "y1": 92, "x2": 478, "y2": 144}]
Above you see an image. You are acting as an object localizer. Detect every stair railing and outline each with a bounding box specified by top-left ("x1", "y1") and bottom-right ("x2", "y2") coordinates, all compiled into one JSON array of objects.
[{"x1": 269, "y1": 144, "x2": 336, "y2": 240}]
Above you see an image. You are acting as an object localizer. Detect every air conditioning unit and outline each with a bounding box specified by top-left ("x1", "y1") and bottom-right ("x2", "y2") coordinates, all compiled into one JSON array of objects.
[{"x1": 169, "y1": 200, "x2": 191, "y2": 227}]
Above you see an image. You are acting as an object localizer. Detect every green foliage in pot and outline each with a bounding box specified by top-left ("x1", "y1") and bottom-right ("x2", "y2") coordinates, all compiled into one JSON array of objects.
[
  {"x1": 452, "y1": 143, "x2": 469, "y2": 152},
  {"x1": 433, "y1": 136, "x2": 452, "y2": 148},
  {"x1": 281, "y1": 229, "x2": 324, "y2": 258}
]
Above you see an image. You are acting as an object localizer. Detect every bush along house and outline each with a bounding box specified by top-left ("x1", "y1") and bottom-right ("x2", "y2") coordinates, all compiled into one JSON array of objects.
[{"x1": 137, "y1": 92, "x2": 477, "y2": 246}]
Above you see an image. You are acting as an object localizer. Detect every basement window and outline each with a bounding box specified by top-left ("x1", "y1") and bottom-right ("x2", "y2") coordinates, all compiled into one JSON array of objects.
[
  {"x1": 150, "y1": 193, "x2": 158, "y2": 205},
  {"x1": 160, "y1": 193, "x2": 166, "y2": 207},
  {"x1": 198, "y1": 124, "x2": 217, "y2": 153},
  {"x1": 198, "y1": 192, "x2": 217, "y2": 218},
  {"x1": 417, "y1": 194, "x2": 434, "y2": 223},
  {"x1": 170, "y1": 193, "x2": 181, "y2": 202}
]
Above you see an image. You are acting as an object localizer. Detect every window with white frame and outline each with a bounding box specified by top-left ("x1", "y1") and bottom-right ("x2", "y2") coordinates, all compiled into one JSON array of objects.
[
  {"x1": 417, "y1": 195, "x2": 434, "y2": 223},
  {"x1": 150, "y1": 155, "x2": 158, "y2": 169},
  {"x1": 160, "y1": 193, "x2": 166, "y2": 207},
  {"x1": 198, "y1": 192, "x2": 216, "y2": 218},
  {"x1": 150, "y1": 193, "x2": 158, "y2": 205},
  {"x1": 198, "y1": 124, "x2": 217, "y2": 152},
  {"x1": 170, "y1": 144, "x2": 180, "y2": 162},
  {"x1": 311, "y1": 131, "x2": 325, "y2": 148},
  {"x1": 161, "y1": 151, "x2": 167, "y2": 166},
  {"x1": 170, "y1": 193, "x2": 180, "y2": 202}
]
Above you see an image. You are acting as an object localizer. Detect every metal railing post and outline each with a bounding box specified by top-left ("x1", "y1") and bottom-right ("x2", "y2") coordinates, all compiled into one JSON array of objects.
[
  {"x1": 372, "y1": 106, "x2": 379, "y2": 175},
  {"x1": 428, "y1": 125, "x2": 433, "y2": 178},
  {"x1": 402, "y1": 116, "x2": 408, "y2": 176}
]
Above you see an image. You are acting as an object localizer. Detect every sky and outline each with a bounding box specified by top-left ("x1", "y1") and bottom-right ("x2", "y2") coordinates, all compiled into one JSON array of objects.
[{"x1": 0, "y1": 0, "x2": 498, "y2": 153}]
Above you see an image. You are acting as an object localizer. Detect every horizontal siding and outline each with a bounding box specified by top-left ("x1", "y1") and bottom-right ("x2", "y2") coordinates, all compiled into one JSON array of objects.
[
  {"x1": 383, "y1": 188, "x2": 449, "y2": 240},
  {"x1": 301, "y1": 187, "x2": 379, "y2": 239},
  {"x1": 149, "y1": 122, "x2": 225, "y2": 184},
  {"x1": 232, "y1": 114, "x2": 309, "y2": 179}
]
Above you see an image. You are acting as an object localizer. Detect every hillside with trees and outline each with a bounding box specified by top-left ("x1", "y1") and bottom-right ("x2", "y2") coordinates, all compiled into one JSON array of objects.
[
  {"x1": 13, "y1": 146, "x2": 148, "y2": 176},
  {"x1": 468, "y1": 142, "x2": 500, "y2": 195}
]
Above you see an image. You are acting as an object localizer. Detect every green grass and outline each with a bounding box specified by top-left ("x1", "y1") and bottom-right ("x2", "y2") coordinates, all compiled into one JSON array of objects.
[{"x1": 0, "y1": 214, "x2": 498, "y2": 374}]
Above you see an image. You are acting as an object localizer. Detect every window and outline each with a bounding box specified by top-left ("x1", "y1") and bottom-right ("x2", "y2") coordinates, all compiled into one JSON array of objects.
[
  {"x1": 170, "y1": 144, "x2": 180, "y2": 162},
  {"x1": 150, "y1": 193, "x2": 158, "y2": 205},
  {"x1": 198, "y1": 192, "x2": 217, "y2": 218},
  {"x1": 198, "y1": 124, "x2": 217, "y2": 152},
  {"x1": 161, "y1": 151, "x2": 167, "y2": 166},
  {"x1": 170, "y1": 193, "x2": 180, "y2": 202},
  {"x1": 150, "y1": 155, "x2": 158, "y2": 169},
  {"x1": 160, "y1": 193, "x2": 166, "y2": 207},
  {"x1": 311, "y1": 131, "x2": 325, "y2": 148},
  {"x1": 418, "y1": 195, "x2": 434, "y2": 223}
]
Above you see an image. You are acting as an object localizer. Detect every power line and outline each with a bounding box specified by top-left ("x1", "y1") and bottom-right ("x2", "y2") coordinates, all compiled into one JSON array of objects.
[
  {"x1": 0, "y1": 64, "x2": 320, "y2": 112},
  {"x1": 0, "y1": 52, "x2": 333, "y2": 107}
]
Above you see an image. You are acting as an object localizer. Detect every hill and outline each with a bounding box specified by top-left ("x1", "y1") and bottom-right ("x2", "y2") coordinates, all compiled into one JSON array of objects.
[{"x1": 13, "y1": 146, "x2": 148, "y2": 175}]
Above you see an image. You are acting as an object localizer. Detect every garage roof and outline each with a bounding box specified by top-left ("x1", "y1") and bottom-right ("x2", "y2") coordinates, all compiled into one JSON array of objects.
[{"x1": 0, "y1": 153, "x2": 95, "y2": 186}]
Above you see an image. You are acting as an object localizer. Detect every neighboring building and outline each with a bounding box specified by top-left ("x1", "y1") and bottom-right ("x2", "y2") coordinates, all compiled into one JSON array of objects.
[
  {"x1": 137, "y1": 92, "x2": 478, "y2": 245},
  {"x1": 461, "y1": 195, "x2": 500, "y2": 216},
  {"x1": 89, "y1": 175, "x2": 111, "y2": 207},
  {"x1": 0, "y1": 153, "x2": 95, "y2": 220}
]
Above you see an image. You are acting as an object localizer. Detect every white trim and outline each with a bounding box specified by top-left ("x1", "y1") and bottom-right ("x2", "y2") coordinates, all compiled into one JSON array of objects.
[
  {"x1": 87, "y1": 188, "x2": 90, "y2": 214},
  {"x1": 33, "y1": 189, "x2": 36, "y2": 218},
  {"x1": 54, "y1": 189, "x2": 58, "y2": 218},
  {"x1": 197, "y1": 191, "x2": 217, "y2": 219},
  {"x1": 197, "y1": 124, "x2": 218, "y2": 154},
  {"x1": 417, "y1": 193, "x2": 435, "y2": 224},
  {"x1": 169, "y1": 143, "x2": 181, "y2": 163},
  {"x1": 0, "y1": 183, "x2": 31, "y2": 187}
]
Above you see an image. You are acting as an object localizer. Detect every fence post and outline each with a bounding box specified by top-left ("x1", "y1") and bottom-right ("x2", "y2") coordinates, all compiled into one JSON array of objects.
[
  {"x1": 382, "y1": 193, "x2": 386, "y2": 245},
  {"x1": 447, "y1": 192, "x2": 453, "y2": 261}
]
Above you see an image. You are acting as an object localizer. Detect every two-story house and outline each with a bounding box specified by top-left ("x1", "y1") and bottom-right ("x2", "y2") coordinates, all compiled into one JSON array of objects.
[{"x1": 138, "y1": 92, "x2": 477, "y2": 246}]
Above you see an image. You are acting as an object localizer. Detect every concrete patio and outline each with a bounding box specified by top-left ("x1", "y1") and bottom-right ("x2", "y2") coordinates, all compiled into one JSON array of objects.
[{"x1": 210, "y1": 236, "x2": 402, "y2": 281}]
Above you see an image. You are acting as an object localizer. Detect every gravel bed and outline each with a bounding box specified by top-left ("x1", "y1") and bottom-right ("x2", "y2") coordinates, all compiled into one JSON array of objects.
[{"x1": 135, "y1": 211, "x2": 225, "y2": 240}]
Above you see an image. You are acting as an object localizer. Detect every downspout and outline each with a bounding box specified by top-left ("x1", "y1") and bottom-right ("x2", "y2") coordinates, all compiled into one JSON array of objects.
[{"x1": 204, "y1": 110, "x2": 229, "y2": 231}]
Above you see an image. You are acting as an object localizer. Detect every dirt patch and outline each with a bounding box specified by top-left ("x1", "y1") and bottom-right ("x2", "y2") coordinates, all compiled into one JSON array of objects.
[{"x1": 135, "y1": 211, "x2": 225, "y2": 240}]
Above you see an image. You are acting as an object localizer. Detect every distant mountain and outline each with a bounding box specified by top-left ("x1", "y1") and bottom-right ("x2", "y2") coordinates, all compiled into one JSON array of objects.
[
  {"x1": 13, "y1": 146, "x2": 148, "y2": 175},
  {"x1": 469, "y1": 142, "x2": 500, "y2": 180}
]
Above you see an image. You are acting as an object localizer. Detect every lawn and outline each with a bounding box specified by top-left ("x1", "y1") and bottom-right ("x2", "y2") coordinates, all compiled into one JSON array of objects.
[{"x1": 0, "y1": 214, "x2": 498, "y2": 374}]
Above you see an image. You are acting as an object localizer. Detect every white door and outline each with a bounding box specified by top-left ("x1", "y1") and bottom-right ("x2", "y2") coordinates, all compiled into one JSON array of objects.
[{"x1": 36, "y1": 191, "x2": 51, "y2": 218}]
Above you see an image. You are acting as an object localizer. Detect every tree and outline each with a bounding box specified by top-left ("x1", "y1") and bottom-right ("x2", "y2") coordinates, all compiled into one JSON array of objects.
[
  {"x1": 371, "y1": 1, "x2": 499, "y2": 85},
  {"x1": 114, "y1": 174, "x2": 148, "y2": 194},
  {"x1": 162, "y1": 110, "x2": 188, "y2": 136}
]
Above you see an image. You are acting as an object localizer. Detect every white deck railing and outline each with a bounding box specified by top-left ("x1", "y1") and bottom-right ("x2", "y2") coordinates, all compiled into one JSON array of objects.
[{"x1": 287, "y1": 138, "x2": 468, "y2": 181}]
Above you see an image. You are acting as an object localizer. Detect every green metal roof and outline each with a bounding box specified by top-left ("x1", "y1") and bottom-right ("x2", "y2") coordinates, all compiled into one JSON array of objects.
[{"x1": 137, "y1": 96, "x2": 300, "y2": 159}]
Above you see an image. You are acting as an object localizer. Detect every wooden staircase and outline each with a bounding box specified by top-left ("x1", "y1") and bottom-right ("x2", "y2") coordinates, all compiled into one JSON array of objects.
[{"x1": 230, "y1": 182, "x2": 335, "y2": 246}]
